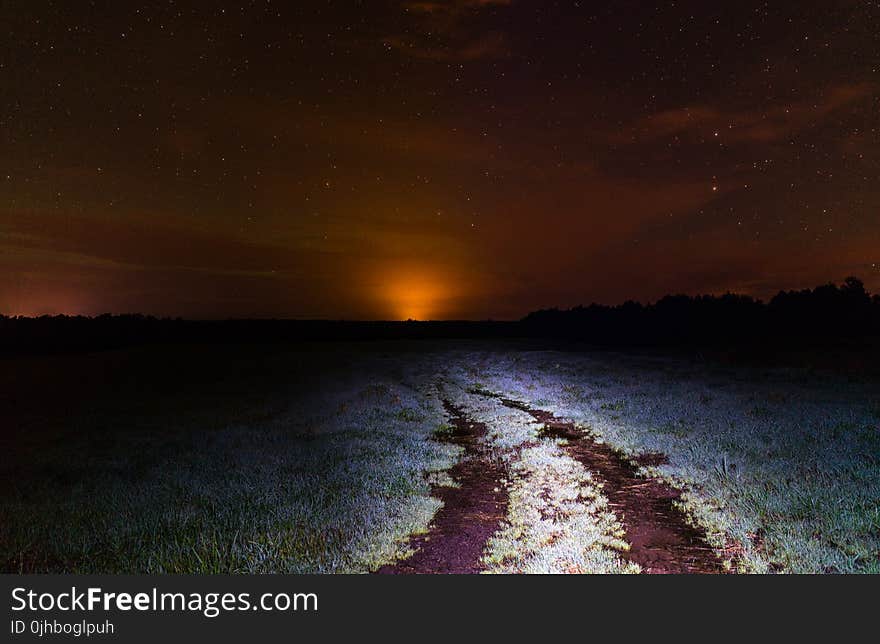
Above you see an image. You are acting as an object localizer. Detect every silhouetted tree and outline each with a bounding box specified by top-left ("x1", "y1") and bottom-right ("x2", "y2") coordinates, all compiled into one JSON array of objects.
[
  {"x1": 2, "y1": 278, "x2": 877, "y2": 356},
  {"x1": 523, "y1": 277, "x2": 877, "y2": 347}
]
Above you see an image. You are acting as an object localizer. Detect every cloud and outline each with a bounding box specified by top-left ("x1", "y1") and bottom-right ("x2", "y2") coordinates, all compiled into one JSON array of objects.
[
  {"x1": 384, "y1": 31, "x2": 510, "y2": 61},
  {"x1": 625, "y1": 82, "x2": 874, "y2": 144},
  {"x1": 200, "y1": 95, "x2": 500, "y2": 168},
  {"x1": 389, "y1": 0, "x2": 513, "y2": 61},
  {"x1": 0, "y1": 212, "x2": 328, "y2": 275}
]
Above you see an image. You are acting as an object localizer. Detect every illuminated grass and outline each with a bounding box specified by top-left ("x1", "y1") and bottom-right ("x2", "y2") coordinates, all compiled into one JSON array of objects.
[
  {"x1": 445, "y1": 387, "x2": 636, "y2": 574},
  {"x1": 0, "y1": 345, "x2": 458, "y2": 573},
  {"x1": 450, "y1": 350, "x2": 880, "y2": 573},
  {"x1": 3, "y1": 341, "x2": 877, "y2": 574}
]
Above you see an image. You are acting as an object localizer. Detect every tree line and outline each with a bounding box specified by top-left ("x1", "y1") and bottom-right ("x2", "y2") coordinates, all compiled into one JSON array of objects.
[
  {"x1": 2, "y1": 277, "x2": 878, "y2": 355},
  {"x1": 522, "y1": 277, "x2": 880, "y2": 346}
]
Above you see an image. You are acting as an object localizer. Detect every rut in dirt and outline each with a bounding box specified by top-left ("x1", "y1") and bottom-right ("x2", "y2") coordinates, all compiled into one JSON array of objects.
[
  {"x1": 474, "y1": 390, "x2": 724, "y2": 574},
  {"x1": 376, "y1": 399, "x2": 508, "y2": 574}
]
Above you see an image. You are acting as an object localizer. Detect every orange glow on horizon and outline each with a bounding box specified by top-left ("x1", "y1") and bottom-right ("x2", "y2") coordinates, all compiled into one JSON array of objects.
[
  {"x1": 0, "y1": 291, "x2": 94, "y2": 318},
  {"x1": 381, "y1": 270, "x2": 455, "y2": 321}
]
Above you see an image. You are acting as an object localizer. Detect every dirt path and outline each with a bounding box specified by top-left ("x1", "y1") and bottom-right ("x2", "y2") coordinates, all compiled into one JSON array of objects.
[
  {"x1": 376, "y1": 399, "x2": 508, "y2": 574},
  {"x1": 480, "y1": 392, "x2": 724, "y2": 574}
]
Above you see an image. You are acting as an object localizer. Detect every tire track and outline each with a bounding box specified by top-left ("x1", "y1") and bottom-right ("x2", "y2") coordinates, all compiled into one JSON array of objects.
[
  {"x1": 376, "y1": 399, "x2": 508, "y2": 574},
  {"x1": 472, "y1": 389, "x2": 725, "y2": 574}
]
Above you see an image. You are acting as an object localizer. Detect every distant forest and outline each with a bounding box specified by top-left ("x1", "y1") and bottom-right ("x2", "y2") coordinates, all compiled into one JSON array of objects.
[
  {"x1": 2, "y1": 277, "x2": 879, "y2": 356},
  {"x1": 522, "y1": 276, "x2": 880, "y2": 345}
]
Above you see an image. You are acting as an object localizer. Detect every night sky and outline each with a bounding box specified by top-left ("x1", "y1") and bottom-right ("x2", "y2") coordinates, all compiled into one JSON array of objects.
[{"x1": 2, "y1": 1, "x2": 878, "y2": 320}]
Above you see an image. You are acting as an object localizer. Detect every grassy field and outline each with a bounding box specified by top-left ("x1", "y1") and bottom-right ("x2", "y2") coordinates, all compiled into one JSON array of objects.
[
  {"x1": 1, "y1": 343, "x2": 458, "y2": 573},
  {"x1": 2, "y1": 341, "x2": 878, "y2": 573},
  {"x1": 448, "y1": 349, "x2": 880, "y2": 573}
]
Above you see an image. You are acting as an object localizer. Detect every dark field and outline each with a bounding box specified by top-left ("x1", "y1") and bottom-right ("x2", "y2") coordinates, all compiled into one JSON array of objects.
[{"x1": 2, "y1": 341, "x2": 878, "y2": 573}]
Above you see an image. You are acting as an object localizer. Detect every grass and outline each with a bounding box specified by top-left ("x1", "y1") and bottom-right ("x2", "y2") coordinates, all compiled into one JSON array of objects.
[
  {"x1": 1, "y1": 343, "x2": 458, "y2": 573},
  {"x1": 450, "y1": 349, "x2": 880, "y2": 573},
  {"x1": 3, "y1": 340, "x2": 878, "y2": 573},
  {"x1": 447, "y1": 388, "x2": 636, "y2": 574},
  {"x1": 432, "y1": 423, "x2": 456, "y2": 440}
]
